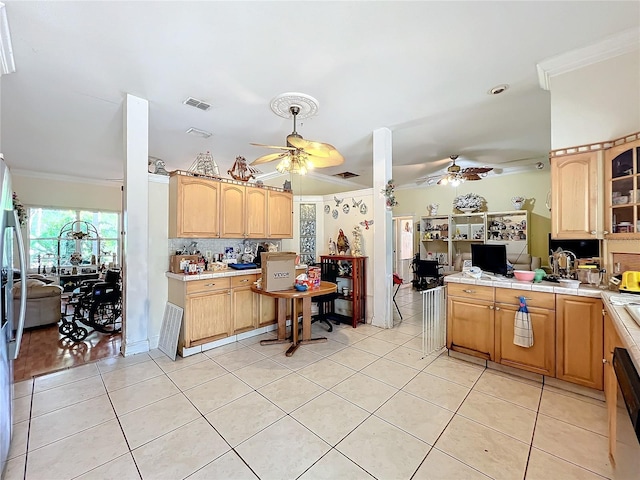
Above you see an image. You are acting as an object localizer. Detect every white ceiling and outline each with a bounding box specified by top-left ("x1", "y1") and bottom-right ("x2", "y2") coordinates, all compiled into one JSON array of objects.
[{"x1": 1, "y1": 1, "x2": 639, "y2": 194}]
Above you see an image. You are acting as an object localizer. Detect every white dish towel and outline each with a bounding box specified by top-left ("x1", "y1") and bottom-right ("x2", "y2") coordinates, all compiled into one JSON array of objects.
[{"x1": 513, "y1": 296, "x2": 534, "y2": 348}]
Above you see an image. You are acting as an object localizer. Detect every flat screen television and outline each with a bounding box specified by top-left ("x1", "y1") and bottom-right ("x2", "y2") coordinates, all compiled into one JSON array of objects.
[{"x1": 471, "y1": 243, "x2": 508, "y2": 276}]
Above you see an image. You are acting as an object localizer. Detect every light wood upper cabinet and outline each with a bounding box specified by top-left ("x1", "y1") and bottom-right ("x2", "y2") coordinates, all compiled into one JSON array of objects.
[
  {"x1": 550, "y1": 151, "x2": 603, "y2": 239},
  {"x1": 556, "y1": 295, "x2": 603, "y2": 390},
  {"x1": 604, "y1": 136, "x2": 640, "y2": 238},
  {"x1": 169, "y1": 175, "x2": 220, "y2": 238},
  {"x1": 268, "y1": 190, "x2": 293, "y2": 238},
  {"x1": 220, "y1": 183, "x2": 246, "y2": 238},
  {"x1": 246, "y1": 187, "x2": 268, "y2": 238}
]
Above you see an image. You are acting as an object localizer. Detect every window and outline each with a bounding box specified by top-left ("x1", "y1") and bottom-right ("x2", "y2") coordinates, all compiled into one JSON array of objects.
[{"x1": 28, "y1": 207, "x2": 120, "y2": 271}]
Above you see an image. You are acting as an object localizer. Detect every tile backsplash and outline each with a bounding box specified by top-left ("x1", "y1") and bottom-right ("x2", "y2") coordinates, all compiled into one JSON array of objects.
[{"x1": 168, "y1": 238, "x2": 281, "y2": 261}]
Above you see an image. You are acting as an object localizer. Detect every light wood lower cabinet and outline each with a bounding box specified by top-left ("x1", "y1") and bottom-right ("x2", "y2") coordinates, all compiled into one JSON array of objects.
[
  {"x1": 231, "y1": 274, "x2": 258, "y2": 334},
  {"x1": 447, "y1": 284, "x2": 495, "y2": 360},
  {"x1": 604, "y1": 308, "x2": 623, "y2": 459},
  {"x1": 495, "y1": 304, "x2": 555, "y2": 376},
  {"x1": 168, "y1": 278, "x2": 232, "y2": 349},
  {"x1": 556, "y1": 295, "x2": 604, "y2": 390},
  {"x1": 257, "y1": 295, "x2": 277, "y2": 327}
]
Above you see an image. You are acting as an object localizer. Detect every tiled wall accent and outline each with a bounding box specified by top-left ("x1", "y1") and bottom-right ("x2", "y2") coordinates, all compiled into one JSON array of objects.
[
  {"x1": 299, "y1": 204, "x2": 316, "y2": 265},
  {"x1": 168, "y1": 238, "x2": 281, "y2": 261}
]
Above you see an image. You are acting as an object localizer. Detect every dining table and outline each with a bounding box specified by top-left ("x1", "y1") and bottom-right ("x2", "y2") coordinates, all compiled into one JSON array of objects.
[{"x1": 251, "y1": 280, "x2": 337, "y2": 356}]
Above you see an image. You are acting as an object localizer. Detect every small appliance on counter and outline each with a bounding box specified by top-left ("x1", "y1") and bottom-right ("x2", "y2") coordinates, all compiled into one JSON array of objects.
[{"x1": 619, "y1": 271, "x2": 640, "y2": 294}]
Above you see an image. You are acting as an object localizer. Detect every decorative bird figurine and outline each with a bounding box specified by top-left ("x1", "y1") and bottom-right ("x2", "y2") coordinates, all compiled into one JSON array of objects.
[
  {"x1": 352, "y1": 198, "x2": 362, "y2": 208},
  {"x1": 334, "y1": 196, "x2": 344, "y2": 207},
  {"x1": 328, "y1": 237, "x2": 337, "y2": 255},
  {"x1": 360, "y1": 219, "x2": 374, "y2": 230},
  {"x1": 336, "y1": 229, "x2": 350, "y2": 255}
]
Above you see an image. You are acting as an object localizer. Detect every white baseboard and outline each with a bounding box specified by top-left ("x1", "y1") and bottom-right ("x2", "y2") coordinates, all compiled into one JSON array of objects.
[{"x1": 122, "y1": 339, "x2": 150, "y2": 357}]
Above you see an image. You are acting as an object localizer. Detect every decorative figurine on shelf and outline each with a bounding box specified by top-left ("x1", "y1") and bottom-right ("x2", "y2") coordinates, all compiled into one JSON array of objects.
[
  {"x1": 352, "y1": 225, "x2": 363, "y2": 257},
  {"x1": 283, "y1": 180, "x2": 292, "y2": 191},
  {"x1": 148, "y1": 157, "x2": 169, "y2": 175},
  {"x1": 189, "y1": 151, "x2": 220, "y2": 177},
  {"x1": 228, "y1": 156, "x2": 259, "y2": 182},
  {"x1": 428, "y1": 203, "x2": 439, "y2": 216},
  {"x1": 336, "y1": 229, "x2": 350, "y2": 255},
  {"x1": 328, "y1": 237, "x2": 337, "y2": 255}
]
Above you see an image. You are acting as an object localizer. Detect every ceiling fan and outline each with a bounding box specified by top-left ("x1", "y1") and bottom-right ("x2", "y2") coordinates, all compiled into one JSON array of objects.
[
  {"x1": 250, "y1": 99, "x2": 344, "y2": 175},
  {"x1": 418, "y1": 155, "x2": 493, "y2": 186}
]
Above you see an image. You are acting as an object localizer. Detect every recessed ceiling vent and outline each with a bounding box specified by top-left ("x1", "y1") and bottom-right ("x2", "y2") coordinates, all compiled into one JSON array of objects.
[
  {"x1": 333, "y1": 171, "x2": 359, "y2": 179},
  {"x1": 183, "y1": 97, "x2": 211, "y2": 111},
  {"x1": 185, "y1": 127, "x2": 212, "y2": 138}
]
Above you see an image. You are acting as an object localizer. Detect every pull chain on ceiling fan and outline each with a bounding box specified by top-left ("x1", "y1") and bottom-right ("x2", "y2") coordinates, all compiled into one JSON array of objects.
[{"x1": 250, "y1": 93, "x2": 344, "y2": 175}]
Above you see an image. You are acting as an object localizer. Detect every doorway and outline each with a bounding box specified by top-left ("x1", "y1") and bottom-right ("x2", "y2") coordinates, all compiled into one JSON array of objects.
[{"x1": 392, "y1": 216, "x2": 414, "y2": 284}]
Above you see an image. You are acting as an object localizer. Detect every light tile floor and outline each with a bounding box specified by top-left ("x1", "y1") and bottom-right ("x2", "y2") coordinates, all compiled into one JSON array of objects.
[{"x1": 5, "y1": 287, "x2": 621, "y2": 479}]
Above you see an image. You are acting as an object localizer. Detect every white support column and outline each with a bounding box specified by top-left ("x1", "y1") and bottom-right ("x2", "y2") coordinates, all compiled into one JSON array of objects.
[
  {"x1": 371, "y1": 127, "x2": 393, "y2": 329},
  {"x1": 122, "y1": 94, "x2": 150, "y2": 355}
]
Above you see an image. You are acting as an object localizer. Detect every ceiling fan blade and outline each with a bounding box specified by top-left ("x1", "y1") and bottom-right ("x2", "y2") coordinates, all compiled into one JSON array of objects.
[
  {"x1": 462, "y1": 167, "x2": 493, "y2": 175},
  {"x1": 307, "y1": 149, "x2": 344, "y2": 168},
  {"x1": 250, "y1": 142, "x2": 296, "y2": 151},
  {"x1": 462, "y1": 173, "x2": 482, "y2": 181},
  {"x1": 250, "y1": 152, "x2": 288, "y2": 165},
  {"x1": 287, "y1": 135, "x2": 332, "y2": 158}
]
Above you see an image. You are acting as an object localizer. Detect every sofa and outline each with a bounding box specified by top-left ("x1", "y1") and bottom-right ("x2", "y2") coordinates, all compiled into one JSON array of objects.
[
  {"x1": 12, "y1": 278, "x2": 63, "y2": 329},
  {"x1": 453, "y1": 252, "x2": 541, "y2": 272}
]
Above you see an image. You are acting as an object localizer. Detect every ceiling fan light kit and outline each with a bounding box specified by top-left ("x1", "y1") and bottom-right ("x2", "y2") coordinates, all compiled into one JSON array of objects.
[
  {"x1": 426, "y1": 155, "x2": 493, "y2": 187},
  {"x1": 251, "y1": 92, "x2": 344, "y2": 175}
]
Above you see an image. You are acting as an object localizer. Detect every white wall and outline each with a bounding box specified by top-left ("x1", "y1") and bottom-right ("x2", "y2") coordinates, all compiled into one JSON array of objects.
[
  {"x1": 550, "y1": 50, "x2": 640, "y2": 148},
  {"x1": 148, "y1": 175, "x2": 169, "y2": 348}
]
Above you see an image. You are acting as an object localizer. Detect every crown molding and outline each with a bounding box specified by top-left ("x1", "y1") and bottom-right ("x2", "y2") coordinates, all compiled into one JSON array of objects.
[
  {"x1": 11, "y1": 168, "x2": 123, "y2": 187},
  {"x1": 537, "y1": 27, "x2": 640, "y2": 91}
]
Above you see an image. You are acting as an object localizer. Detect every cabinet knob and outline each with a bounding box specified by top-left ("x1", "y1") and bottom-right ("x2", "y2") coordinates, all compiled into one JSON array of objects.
[
  {"x1": 489, "y1": 305, "x2": 494, "y2": 310},
  {"x1": 603, "y1": 231, "x2": 609, "y2": 235},
  {"x1": 205, "y1": 283, "x2": 216, "y2": 287},
  {"x1": 603, "y1": 359, "x2": 608, "y2": 364},
  {"x1": 591, "y1": 231, "x2": 597, "y2": 235},
  {"x1": 463, "y1": 289, "x2": 475, "y2": 294},
  {"x1": 495, "y1": 306, "x2": 500, "y2": 311}
]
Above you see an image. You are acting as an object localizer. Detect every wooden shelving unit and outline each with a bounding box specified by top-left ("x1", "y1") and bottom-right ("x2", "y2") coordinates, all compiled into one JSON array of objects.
[{"x1": 319, "y1": 255, "x2": 367, "y2": 328}]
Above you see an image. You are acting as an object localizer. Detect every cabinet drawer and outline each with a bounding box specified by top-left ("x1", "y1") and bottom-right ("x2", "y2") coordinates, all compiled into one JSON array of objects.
[
  {"x1": 231, "y1": 274, "x2": 258, "y2": 288},
  {"x1": 186, "y1": 277, "x2": 231, "y2": 294},
  {"x1": 447, "y1": 283, "x2": 494, "y2": 302},
  {"x1": 495, "y1": 289, "x2": 555, "y2": 310}
]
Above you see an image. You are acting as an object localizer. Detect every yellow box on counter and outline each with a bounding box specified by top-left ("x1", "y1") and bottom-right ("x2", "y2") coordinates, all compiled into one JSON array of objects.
[
  {"x1": 169, "y1": 255, "x2": 199, "y2": 273},
  {"x1": 261, "y1": 252, "x2": 297, "y2": 292}
]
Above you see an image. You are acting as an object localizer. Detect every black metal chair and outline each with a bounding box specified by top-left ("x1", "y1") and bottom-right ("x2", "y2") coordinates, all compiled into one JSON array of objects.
[{"x1": 311, "y1": 261, "x2": 340, "y2": 332}]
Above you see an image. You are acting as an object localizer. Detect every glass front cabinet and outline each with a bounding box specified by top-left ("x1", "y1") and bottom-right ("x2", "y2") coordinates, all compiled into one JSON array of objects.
[{"x1": 605, "y1": 135, "x2": 640, "y2": 238}]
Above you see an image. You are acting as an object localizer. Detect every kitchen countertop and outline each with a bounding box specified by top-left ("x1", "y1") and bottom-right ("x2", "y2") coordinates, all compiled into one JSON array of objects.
[
  {"x1": 443, "y1": 272, "x2": 602, "y2": 297},
  {"x1": 444, "y1": 272, "x2": 640, "y2": 373},
  {"x1": 166, "y1": 264, "x2": 307, "y2": 281}
]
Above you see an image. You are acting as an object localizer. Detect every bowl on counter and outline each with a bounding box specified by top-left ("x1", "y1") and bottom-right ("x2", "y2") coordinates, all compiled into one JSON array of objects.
[
  {"x1": 559, "y1": 278, "x2": 580, "y2": 289},
  {"x1": 513, "y1": 270, "x2": 535, "y2": 282}
]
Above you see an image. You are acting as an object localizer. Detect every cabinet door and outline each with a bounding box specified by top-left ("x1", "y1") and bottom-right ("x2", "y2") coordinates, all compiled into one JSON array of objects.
[
  {"x1": 447, "y1": 296, "x2": 494, "y2": 360},
  {"x1": 220, "y1": 184, "x2": 246, "y2": 238},
  {"x1": 246, "y1": 186, "x2": 268, "y2": 238},
  {"x1": 556, "y1": 295, "x2": 603, "y2": 390},
  {"x1": 494, "y1": 304, "x2": 555, "y2": 376},
  {"x1": 170, "y1": 176, "x2": 220, "y2": 238},
  {"x1": 268, "y1": 190, "x2": 293, "y2": 238},
  {"x1": 186, "y1": 289, "x2": 231, "y2": 345},
  {"x1": 604, "y1": 138, "x2": 640, "y2": 238},
  {"x1": 550, "y1": 151, "x2": 601, "y2": 239},
  {"x1": 232, "y1": 286, "x2": 257, "y2": 333},
  {"x1": 257, "y1": 295, "x2": 277, "y2": 327}
]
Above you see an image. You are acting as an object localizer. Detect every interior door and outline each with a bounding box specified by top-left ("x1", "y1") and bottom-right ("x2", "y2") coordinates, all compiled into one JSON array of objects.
[{"x1": 393, "y1": 216, "x2": 414, "y2": 283}]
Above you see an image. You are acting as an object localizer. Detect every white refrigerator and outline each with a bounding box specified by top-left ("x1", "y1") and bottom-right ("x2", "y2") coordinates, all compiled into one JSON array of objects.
[{"x1": 0, "y1": 157, "x2": 27, "y2": 477}]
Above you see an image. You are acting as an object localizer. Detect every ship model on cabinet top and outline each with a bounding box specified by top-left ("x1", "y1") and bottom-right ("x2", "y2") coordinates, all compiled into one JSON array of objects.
[{"x1": 228, "y1": 156, "x2": 260, "y2": 182}]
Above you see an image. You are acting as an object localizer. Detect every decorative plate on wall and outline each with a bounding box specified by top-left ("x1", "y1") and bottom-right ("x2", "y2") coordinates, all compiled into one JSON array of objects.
[
  {"x1": 324, "y1": 205, "x2": 330, "y2": 214},
  {"x1": 342, "y1": 204, "x2": 350, "y2": 214},
  {"x1": 332, "y1": 209, "x2": 338, "y2": 219},
  {"x1": 360, "y1": 203, "x2": 368, "y2": 215}
]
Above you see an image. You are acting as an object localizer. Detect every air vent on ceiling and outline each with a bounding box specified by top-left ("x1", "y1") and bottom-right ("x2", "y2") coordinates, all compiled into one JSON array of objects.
[
  {"x1": 333, "y1": 171, "x2": 359, "y2": 179},
  {"x1": 185, "y1": 127, "x2": 212, "y2": 138},
  {"x1": 183, "y1": 97, "x2": 211, "y2": 111}
]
